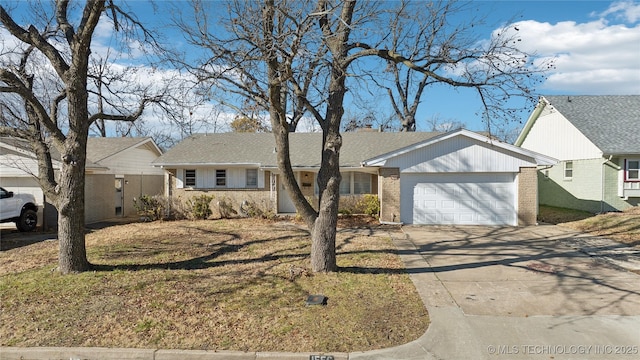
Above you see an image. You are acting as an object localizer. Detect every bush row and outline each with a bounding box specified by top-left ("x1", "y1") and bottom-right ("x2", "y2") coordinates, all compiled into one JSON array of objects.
[{"x1": 133, "y1": 194, "x2": 380, "y2": 221}]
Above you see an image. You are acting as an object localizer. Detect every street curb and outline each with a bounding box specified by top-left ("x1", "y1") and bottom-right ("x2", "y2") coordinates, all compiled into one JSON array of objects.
[{"x1": 0, "y1": 348, "x2": 349, "y2": 360}]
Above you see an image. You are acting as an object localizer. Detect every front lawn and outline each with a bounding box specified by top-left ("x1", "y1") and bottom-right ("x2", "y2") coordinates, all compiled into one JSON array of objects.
[
  {"x1": 562, "y1": 207, "x2": 640, "y2": 248},
  {"x1": 0, "y1": 218, "x2": 428, "y2": 352},
  {"x1": 540, "y1": 205, "x2": 640, "y2": 248}
]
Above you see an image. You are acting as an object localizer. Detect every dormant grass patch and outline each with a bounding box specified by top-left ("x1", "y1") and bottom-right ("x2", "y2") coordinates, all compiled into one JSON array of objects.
[{"x1": 0, "y1": 218, "x2": 428, "y2": 352}]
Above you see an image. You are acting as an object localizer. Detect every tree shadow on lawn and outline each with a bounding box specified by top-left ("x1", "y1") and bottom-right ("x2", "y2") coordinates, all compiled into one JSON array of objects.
[
  {"x1": 91, "y1": 232, "x2": 311, "y2": 272},
  {"x1": 89, "y1": 224, "x2": 411, "y2": 276}
]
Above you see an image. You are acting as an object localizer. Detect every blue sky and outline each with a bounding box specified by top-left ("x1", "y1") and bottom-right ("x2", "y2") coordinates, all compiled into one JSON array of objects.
[
  {"x1": 3, "y1": 0, "x2": 639, "y2": 139},
  {"x1": 135, "y1": 0, "x2": 640, "y2": 135},
  {"x1": 402, "y1": 0, "x2": 640, "y2": 132}
]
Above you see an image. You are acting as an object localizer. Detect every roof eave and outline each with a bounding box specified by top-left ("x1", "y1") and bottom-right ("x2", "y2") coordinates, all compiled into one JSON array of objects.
[
  {"x1": 514, "y1": 97, "x2": 548, "y2": 147},
  {"x1": 153, "y1": 162, "x2": 263, "y2": 168}
]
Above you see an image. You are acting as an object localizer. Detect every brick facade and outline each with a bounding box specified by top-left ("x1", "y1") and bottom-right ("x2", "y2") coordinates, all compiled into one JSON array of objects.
[
  {"x1": 378, "y1": 167, "x2": 401, "y2": 223},
  {"x1": 173, "y1": 188, "x2": 273, "y2": 218},
  {"x1": 518, "y1": 167, "x2": 538, "y2": 226}
]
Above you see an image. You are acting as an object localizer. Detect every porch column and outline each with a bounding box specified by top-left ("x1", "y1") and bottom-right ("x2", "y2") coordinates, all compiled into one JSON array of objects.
[
  {"x1": 379, "y1": 167, "x2": 401, "y2": 223},
  {"x1": 518, "y1": 167, "x2": 538, "y2": 226}
]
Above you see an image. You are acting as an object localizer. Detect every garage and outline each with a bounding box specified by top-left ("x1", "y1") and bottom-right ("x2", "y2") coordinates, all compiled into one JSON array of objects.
[
  {"x1": 362, "y1": 129, "x2": 558, "y2": 226},
  {"x1": 401, "y1": 173, "x2": 516, "y2": 225}
]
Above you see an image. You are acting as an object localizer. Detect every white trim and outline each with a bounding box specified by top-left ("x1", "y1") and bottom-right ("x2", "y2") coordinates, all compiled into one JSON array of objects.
[
  {"x1": 563, "y1": 161, "x2": 573, "y2": 180},
  {"x1": 153, "y1": 162, "x2": 262, "y2": 168},
  {"x1": 625, "y1": 158, "x2": 640, "y2": 181},
  {"x1": 362, "y1": 129, "x2": 557, "y2": 167}
]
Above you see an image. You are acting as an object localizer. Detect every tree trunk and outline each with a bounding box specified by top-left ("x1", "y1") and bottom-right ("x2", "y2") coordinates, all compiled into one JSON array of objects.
[
  {"x1": 401, "y1": 115, "x2": 416, "y2": 132},
  {"x1": 57, "y1": 59, "x2": 91, "y2": 273},
  {"x1": 311, "y1": 210, "x2": 338, "y2": 271},
  {"x1": 311, "y1": 132, "x2": 341, "y2": 271},
  {"x1": 309, "y1": 118, "x2": 343, "y2": 272},
  {"x1": 56, "y1": 147, "x2": 90, "y2": 273}
]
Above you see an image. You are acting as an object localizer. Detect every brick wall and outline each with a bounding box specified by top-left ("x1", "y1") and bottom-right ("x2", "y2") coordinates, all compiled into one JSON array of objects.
[
  {"x1": 518, "y1": 167, "x2": 538, "y2": 226},
  {"x1": 379, "y1": 167, "x2": 401, "y2": 223}
]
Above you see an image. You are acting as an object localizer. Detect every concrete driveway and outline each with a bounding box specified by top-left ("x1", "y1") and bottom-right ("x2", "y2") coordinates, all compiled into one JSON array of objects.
[
  {"x1": 403, "y1": 225, "x2": 640, "y2": 317},
  {"x1": 355, "y1": 224, "x2": 640, "y2": 360}
]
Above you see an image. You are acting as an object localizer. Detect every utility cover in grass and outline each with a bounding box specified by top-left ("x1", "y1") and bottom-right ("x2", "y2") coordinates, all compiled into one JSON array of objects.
[{"x1": 306, "y1": 294, "x2": 328, "y2": 306}]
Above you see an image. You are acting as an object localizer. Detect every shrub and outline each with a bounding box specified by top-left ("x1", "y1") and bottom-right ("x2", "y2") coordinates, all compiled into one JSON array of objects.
[
  {"x1": 217, "y1": 197, "x2": 238, "y2": 219},
  {"x1": 356, "y1": 194, "x2": 380, "y2": 217},
  {"x1": 133, "y1": 194, "x2": 164, "y2": 221},
  {"x1": 337, "y1": 194, "x2": 379, "y2": 217},
  {"x1": 133, "y1": 194, "x2": 191, "y2": 221},
  {"x1": 186, "y1": 194, "x2": 214, "y2": 220},
  {"x1": 239, "y1": 200, "x2": 275, "y2": 219}
]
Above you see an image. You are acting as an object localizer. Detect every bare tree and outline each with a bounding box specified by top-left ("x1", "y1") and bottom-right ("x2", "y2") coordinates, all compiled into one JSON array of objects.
[
  {"x1": 377, "y1": 1, "x2": 551, "y2": 132},
  {"x1": 230, "y1": 116, "x2": 270, "y2": 133},
  {"x1": 171, "y1": 0, "x2": 327, "y2": 133},
  {"x1": 342, "y1": 110, "x2": 396, "y2": 132},
  {"x1": 0, "y1": 0, "x2": 163, "y2": 273},
  {"x1": 424, "y1": 114, "x2": 466, "y2": 132},
  {"x1": 176, "y1": 0, "x2": 550, "y2": 272}
]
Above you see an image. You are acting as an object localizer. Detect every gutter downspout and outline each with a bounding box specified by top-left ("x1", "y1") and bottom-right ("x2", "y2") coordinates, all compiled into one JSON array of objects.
[{"x1": 601, "y1": 155, "x2": 613, "y2": 213}]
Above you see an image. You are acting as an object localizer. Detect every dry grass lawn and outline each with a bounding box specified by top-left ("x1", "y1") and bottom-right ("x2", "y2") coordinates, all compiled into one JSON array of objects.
[
  {"x1": 0, "y1": 218, "x2": 428, "y2": 352},
  {"x1": 540, "y1": 205, "x2": 640, "y2": 248}
]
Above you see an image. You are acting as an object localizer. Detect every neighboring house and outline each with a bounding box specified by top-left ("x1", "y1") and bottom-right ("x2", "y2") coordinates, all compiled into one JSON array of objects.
[
  {"x1": 0, "y1": 137, "x2": 164, "y2": 229},
  {"x1": 153, "y1": 129, "x2": 555, "y2": 226},
  {"x1": 515, "y1": 95, "x2": 640, "y2": 213},
  {"x1": 85, "y1": 137, "x2": 165, "y2": 220}
]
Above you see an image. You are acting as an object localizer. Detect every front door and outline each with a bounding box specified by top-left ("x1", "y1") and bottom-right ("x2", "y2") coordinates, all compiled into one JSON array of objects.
[
  {"x1": 277, "y1": 175, "x2": 297, "y2": 213},
  {"x1": 115, "y1": 178, "x2": 124, "y2": 216}
]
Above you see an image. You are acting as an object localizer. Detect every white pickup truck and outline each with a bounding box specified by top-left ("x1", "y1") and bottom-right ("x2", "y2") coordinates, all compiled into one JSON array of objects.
[{"x1": 0, "y1": 186, "x2": 38, "y2": 232}]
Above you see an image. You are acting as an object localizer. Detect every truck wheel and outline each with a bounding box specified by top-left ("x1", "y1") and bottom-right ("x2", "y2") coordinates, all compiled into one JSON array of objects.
[{"x1": 17, "y1": 209, "x2": 37, "y2": 232}]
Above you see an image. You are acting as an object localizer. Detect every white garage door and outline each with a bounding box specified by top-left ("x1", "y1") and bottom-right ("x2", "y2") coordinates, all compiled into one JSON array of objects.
[{"x1": 401, "y1": 173, "x2": 516, "y2": 225}]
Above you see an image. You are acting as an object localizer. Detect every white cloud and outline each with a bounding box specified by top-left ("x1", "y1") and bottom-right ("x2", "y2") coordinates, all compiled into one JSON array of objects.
[
  {"x1": 503, "y1": 16, "x2": 640, "y2": 94},
  {"x1": 593, "y1": 0, "x2": 640, "y2": 23}
]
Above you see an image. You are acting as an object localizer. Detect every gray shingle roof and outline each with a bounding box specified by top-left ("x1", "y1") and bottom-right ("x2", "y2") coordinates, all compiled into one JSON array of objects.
[
  {"x1": 544, "y1": 95, "x2": 640, "y2": 154},
  {"x1": 153, "y1": 132, "x2": 441, "y2": 168},
  {"x1": 0, "y1": 137, "x2": 107, "y2": 169}
]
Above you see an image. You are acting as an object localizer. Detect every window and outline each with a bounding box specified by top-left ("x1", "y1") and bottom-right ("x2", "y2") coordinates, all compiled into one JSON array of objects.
[
  {"x1": 216, "y1": 169, "x2": 226, "y2": 186},
  {"x1": 339, "y1": 172, "x2": 372, "y2": 195},
  {"x1": 626, "y1": 159, "x2": 640, "y2": 181},
  {"x1": 246, "y1": 169, "x2": 258, "y2": 187},
  {"x1": 185, "y1": 169, "x2": 196, "y2": 187},
  {"x1": 339, "y1": 173, "x2": 351, "y2": 195},
  {"x1": 353, "y1": 172, "x2": 371, "y2": 194},
  {"x1": 564, "y1": 161, "x2": 573, "y2": 179}
]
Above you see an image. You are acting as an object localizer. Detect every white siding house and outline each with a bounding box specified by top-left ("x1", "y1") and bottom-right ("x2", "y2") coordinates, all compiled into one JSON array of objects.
[{"x1": 516, "y1": 95, "x2": 640, "y2": 213}]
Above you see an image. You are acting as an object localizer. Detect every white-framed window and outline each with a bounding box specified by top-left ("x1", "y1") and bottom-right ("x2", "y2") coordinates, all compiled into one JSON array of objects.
[
  {"x1": 246, "y1": 169, "x2": 258, "y2": 187},
  {"x1": 216, "y1": 169, "x2": 226, "y2": 186},
  {"x1": 339, "y1": 171, "x2": 372, "y2": 195},
  {"x1": 626, "y1": 159, "x2": 640, "y2": 181},
  {"x1": 185, "y1": 169, "x2": 196, "y2": 187},
  {"x1": 563, "y1": 161, "x2": 573, "y2": 179}
]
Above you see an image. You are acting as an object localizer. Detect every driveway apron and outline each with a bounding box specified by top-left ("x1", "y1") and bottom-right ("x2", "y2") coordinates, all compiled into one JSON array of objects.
[{"x1": 356, "y1": 225, "x2": 640, "y2": 360}]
